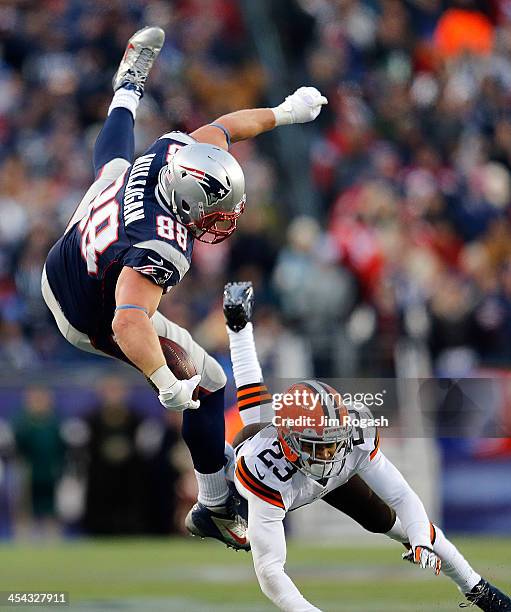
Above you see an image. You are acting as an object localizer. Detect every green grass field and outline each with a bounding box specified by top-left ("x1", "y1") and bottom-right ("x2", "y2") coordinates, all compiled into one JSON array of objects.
[{"x1": 0, "y1": 537, "x2": 509, "y2": 611}]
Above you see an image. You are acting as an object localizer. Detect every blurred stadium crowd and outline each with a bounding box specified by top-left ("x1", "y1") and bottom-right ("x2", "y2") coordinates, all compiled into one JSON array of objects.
[
  {"x1": 2, "y1": 0, "x2": 511, "y2": 380},
  {"x1": 1, "y1": 0, "x2": 511, "y2": 537},
  {"x1": 0, "y1": 380, "x2": 197, "y2": 538}
]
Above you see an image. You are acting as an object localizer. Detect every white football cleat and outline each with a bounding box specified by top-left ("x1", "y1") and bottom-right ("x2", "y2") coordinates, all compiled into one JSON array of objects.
[{"x1": 112, "y1": 26, "x2": 165, "y2": 96}]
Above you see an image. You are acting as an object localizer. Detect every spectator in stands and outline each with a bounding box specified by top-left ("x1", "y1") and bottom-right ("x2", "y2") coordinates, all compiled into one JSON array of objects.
[
  {"x1": 83, "y1": 375, "x2": 146, "y2": 535},
  {"x1": 13, "y1": 386, "x2": 64, "y2": 537}
]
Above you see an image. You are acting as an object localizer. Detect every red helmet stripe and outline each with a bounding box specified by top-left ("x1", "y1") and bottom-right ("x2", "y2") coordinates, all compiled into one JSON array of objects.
[{"x1": 179, "y1": 164, "x2": 205, "y2": 179}]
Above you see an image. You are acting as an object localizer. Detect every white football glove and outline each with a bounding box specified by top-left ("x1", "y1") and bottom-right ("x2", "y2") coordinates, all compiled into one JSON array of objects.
[
  {"x1": 402, "y1": 545, "x2": 442, "y2": 576},
  {"x1": 272, "y1": 86, "x2": 328, "y2": 126},
  {"x1": 158, "y1": 374, "x2": 201, "y2": 412}
]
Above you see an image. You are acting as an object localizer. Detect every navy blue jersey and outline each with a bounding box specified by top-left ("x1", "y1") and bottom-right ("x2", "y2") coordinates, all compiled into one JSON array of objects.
[{"x1": 45, "y1": 132, "x2": 196, "y2": 345}]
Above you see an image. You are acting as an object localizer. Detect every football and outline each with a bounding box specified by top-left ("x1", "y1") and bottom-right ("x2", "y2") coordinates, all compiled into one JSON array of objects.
[
  {"x1": 159, "y1": 337, "x2": 198, "y2": 380},
  {"x1": 147, "y1": 338, "x2": 199, "y2": 398},
  {"x1": 160, "y1": 337, "x2": 200, "y2": 399}
]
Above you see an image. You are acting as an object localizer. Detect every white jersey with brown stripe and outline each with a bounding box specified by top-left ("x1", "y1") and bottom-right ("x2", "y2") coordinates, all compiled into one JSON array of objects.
[{"x1": 234, "y1": 423, "x2": 380, "y2": 512}]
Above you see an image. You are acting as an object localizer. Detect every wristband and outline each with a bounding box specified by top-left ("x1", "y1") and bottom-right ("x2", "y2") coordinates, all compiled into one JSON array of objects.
[
  {"x1": 209, "y1": 122, "x2": 231, "y2": 147},
  {"x1": 149, "y1": 364, "x2": 177, "y2": 391},
  {"x1": 115, "y1": 304, "x2": 149, "y2": 314}
]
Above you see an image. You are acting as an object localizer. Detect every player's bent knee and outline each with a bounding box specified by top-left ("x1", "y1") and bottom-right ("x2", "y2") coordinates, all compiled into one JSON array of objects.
[
  {"x1": 363, "y1": 506, "x2": 396, "y2": 534},
  {"x1": 201, "y1": 354, "x2": 227, "y2": 392},
  {"x1": 99, "y1": 157, "x2": 131, "y2": 181}
]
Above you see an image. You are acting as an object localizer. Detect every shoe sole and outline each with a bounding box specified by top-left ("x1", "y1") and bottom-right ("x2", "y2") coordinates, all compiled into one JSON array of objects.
[
  {"x1": 185, "y1": 514, "x2": 250, "y2": 552},
  {"x1": 113, "y1": 26, "x2": 165, "y2": 92}
]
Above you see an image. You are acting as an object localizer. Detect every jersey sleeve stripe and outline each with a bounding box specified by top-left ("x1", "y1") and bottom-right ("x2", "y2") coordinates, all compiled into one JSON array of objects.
[
  {"x1": 369, "y1": 430, "x2": 380, "y2": 461},
  {"x1": 237, "y1": 470, "x2": 284, "y2": 507},
  {"x1": 133, "y1": 240, "x2": 190, "y2": 279},
  {"x1": 236, "y1": 466, "x2": 285, "y2": 509},
  {"x1": 237, "y1": 384, "x2": 268, "y2": 397},
  {"x1": 236, "y1": 457, "x2": 285, "y2": 508},
  {"x1": 238, "y1": 457, "x2": 282, "y2": 499},
  {"x1": 238, "y1": 394, "x2": 273, "y2": 410},
  {"x1": 236, "y1": 463, "x2": 273, "y2": 500},
  {"x1": 430, "y1": 522, "x2": 436, "y2": 545},
  {"x1": 158, "y1": 132, "x2": 197, "y2": 144}
]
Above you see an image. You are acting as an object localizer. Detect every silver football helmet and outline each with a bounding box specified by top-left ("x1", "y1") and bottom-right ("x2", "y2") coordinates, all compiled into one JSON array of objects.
[{"x1": 156, "y1": 143, "x2": 246, "y2": 244}]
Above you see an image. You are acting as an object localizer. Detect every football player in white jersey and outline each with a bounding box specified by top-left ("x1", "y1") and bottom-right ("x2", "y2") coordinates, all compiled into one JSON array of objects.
[{"x1": 210, "y1": 281, "x2": 511, "y2": 612}]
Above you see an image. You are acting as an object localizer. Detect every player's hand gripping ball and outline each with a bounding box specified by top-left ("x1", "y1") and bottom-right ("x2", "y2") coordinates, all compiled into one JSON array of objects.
[
  {"x1": 158, "y1": 375, "x2": 201, "y2": 412},
  {"x1": 148, "y1": 338, "x2": 201, "y2": 411}
]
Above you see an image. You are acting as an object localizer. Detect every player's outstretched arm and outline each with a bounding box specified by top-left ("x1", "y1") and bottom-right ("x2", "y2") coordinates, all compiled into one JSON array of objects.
[
  {"x1": 358, "y1": 450, "x2": 441, "y2": 574},
  {"x1": 246, "y1": 491, "x2": 321, "y2": 612},
  {"x1": 112, "y1": 267, "x2": 200, "y2": 411},
  {"x1": 191, "y1": 87, "x2": 327, "y2": 150}
]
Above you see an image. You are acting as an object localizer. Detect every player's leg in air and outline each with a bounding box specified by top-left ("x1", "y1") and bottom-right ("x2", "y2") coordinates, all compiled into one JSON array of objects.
[
  {"x1": 184, "y1": 281, "x2": 271, "y2": 548},
  {"x1": 41, "y1": 28, "x2": 164, "y2": 358},
  {"x1": 65, "y1": 27, "x2": 162, "y2": 233},
  {"x1": 42, "y1": 28, "x2": 248, "y2": 549},
  {"x1": 219, "y1": 281, "x2": 511, "y2": 611},
  {"x1": 223, "y1": 281, "x2": 274, "y2": 436}
]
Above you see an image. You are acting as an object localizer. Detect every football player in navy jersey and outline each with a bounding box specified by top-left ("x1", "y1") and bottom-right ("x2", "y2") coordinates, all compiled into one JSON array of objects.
[{"x1": 41, "y1": 26, "x2": 328, "y2": 549}]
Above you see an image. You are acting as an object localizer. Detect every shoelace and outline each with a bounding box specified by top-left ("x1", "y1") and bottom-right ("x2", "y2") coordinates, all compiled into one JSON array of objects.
[{"x1": 125, "y1": 47, "x2": 156, "y2": 86}]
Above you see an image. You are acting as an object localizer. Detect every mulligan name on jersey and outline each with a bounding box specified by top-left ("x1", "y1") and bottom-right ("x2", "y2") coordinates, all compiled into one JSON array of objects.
[{"x1": 123, "y1": 153, "x2": 155, "y2": 226}]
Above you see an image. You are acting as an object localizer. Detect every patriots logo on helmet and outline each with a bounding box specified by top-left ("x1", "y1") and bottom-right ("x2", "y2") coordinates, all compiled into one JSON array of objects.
[{"x1": 180, "y1": 165, "x2": 231, "y2": 207}]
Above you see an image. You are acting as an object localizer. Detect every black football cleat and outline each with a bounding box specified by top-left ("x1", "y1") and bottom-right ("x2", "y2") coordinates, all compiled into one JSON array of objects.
[
  {"x1": 462, "y1": 579, "x2": 511, "y2": 611},
  {"x1": 223, "y1": 282, "x2": 254, "y2": 332}
]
